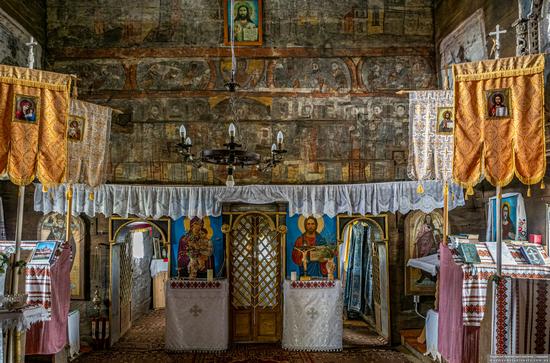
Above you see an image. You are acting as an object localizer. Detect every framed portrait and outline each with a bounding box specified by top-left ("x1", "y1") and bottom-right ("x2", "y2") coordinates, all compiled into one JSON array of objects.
[
  {"x1": 436, "y1": 107, "x2": 454, "y2": 135},
  {"x1": 13, "y1": 94, "x2": 39, "y2": 124},
  {"x1": 29, "y1": 241, "x2": 59, "y2": 265},
  {"x1": 224, "y1": 0, "x2": 263, "y2": 46},
  {"x1": 67, "y1": 115, "x2": 85, "y2": 142},
  {"x1": 486, "y1": 88, "x2": 511, "y2": 119},
  {"x1": 38, "y1": 213, "x2": 87, "y2": 299},
  {"x1": 404, "y1": 210, "x2": 444, "y2": 295}
]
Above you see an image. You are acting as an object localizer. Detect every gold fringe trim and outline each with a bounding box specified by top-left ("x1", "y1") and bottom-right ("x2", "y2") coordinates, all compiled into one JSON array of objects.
[
  {"x1": 0, "y1": 77, "x2": 69, "y2": 92},
  {"x1": 541, "y1": 180, "x2": 545, "y2": 189},
  {"x1": 42, "y1": 184, "x2": 48, "y2": 193},
  {"x1": 466, "y1": 185, "x2": 474, "y2": 196},
  {"x1": 527, "y1": 185, "x2": 532, "y2": 198},
  {"x1": 455, "y1": 65, "x2": 544, "y2": 82},
  {"x1": 417, "y1": 183, "x2": 424, "y2": 194},
  {"x1": 89, "y1": 191, "x2": 94, "y2": 201}
]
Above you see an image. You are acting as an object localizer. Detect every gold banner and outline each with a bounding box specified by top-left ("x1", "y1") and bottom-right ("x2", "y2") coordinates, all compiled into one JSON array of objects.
[
  {"x1": 452, "y1": 54, "x2": 545, "y2": 189},
  {"x1": 0, "y1": 65, "x2": 72, "y2": 186}
]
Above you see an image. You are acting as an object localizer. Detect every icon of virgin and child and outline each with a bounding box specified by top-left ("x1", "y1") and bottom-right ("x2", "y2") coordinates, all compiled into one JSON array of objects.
[{"x1": 177, "y1": 217, "x2": 214, "y2": 279}]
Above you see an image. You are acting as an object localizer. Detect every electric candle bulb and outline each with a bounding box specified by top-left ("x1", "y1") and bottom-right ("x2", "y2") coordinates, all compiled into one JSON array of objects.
[
  {"x1": 185, "y1": 136, "x2": 192, "y2": 145},
  {"x1": 271, "y1": 143, "x2": 277, "y2": 152},
  {"x1": 229, "y1": 123, "x2": 236, "y2": 137},
  {"x1": 277, "y1": 131, "x2": 284, "y2": 144}
]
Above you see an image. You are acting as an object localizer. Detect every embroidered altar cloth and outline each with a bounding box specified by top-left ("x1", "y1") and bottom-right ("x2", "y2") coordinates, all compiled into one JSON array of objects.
[
  {"x1": 165, "y1": 279, "x2": 228, "y2": 351},
  {"x1": 282, "y1": 280, "x2": 343, "y2": 351},
  {"x1": 34, "y1": 181, "x2": 465, "y2": 219}
]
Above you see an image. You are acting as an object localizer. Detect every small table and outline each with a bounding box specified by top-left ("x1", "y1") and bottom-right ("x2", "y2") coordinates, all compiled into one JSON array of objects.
[
  {"x1": 0, "y1": 305, "x2": 49, "y2": 363},
  {"x1": 282, "y1": 280, "x2": 343, "y2": 351},
  {"x1": 165, "y1": 279, "x2": 228, "y2": 352}
]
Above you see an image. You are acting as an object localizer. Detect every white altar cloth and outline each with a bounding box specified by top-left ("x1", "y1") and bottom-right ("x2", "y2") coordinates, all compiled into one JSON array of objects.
[
  {"x1": 165, "y1": 279, "x2": 228, "y2": 352},
  {"x1": 150, "y1": 259, "x2": 168, "y2": 277},
  {"x1": 282, "y1": 280, "x2": 343, "y2": 351},
  {"x1": 407, "y1": 253, "x2": 439, "y2": 276}
]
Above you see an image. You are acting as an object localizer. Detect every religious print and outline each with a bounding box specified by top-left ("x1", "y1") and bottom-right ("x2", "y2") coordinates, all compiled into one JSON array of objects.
[
  {"x1": 224, "y1": 0, "x2": 263, "y2": 46},
  {"x1": 486, "y1": 88, "x2": 511, "y2": 118},
  {"x1": 436, "y1": 107, "x2": 454, "y2": 134},
  {"x1": 170, "y1": 216, "x2": 224, "y2": 279},
  {"x1": 13, "y1": 94, "x2": 39, "y2": 123},
  {"x1": 286, "y1": 214, "x2": 337, "y2": 280},
  {"x1": 29, "y1": 241, "x2": 58, "y2": 265},
  {"x1": 67, "y1": 115, "x2": 85, "y2": 142},
  {"x1": 486, "y1": 192, "x2": 527, "y2": 242},
  {"x1": 404, "y1": 210, "x2": 443, "y2": 295}
]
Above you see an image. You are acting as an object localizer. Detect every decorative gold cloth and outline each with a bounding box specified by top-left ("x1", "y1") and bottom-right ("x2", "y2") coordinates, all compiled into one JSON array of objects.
[
  {"x1": 452, "y1": 54, "x2": 545, "y2": 189},
  {"x1": 67, "y1": 100, "x2": 112, "y2": 187},
  {"x1": 0, "y1": 65, "x2": 72, "y2": 186}
]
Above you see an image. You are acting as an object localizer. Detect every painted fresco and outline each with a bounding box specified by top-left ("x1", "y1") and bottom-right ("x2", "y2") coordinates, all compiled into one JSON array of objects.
[
  {"x1": 137, "y1": 60, "x2": 210, "y2": 90},
  {"x1": 286, "y1": 214, "x2": 337, "y2": 280},
  {"x1": 272, "y1": 59, "x2": 351, "y2": 92},
  {"x1": 170, "y1": 216, "x2": 225, "y2": 278}
]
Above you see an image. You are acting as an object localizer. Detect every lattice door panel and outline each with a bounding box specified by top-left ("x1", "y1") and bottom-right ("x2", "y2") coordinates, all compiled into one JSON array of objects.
[
  {"x1": 230, "y1": 213, "x2": 281, "y2": 343},
  {"x1": 119, "y1": 238, "x2": 133, "y2": 337}
]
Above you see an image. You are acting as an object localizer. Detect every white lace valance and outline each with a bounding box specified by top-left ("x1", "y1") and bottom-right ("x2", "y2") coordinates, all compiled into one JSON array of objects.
[{"x1": 34, "y1": 181, "x2": 465, "y2": 219}]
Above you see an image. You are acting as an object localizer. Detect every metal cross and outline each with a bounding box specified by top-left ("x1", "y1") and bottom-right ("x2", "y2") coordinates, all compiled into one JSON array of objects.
[
  {"x1": 189, "y1": 304, "x2": 202, "y2": 317},
  {"x1": 306, "y1": 307, "x2": 318, "y2": 320},
  {"x1": 25, "y1": 36, "x2": 38, "y2": 70},
  {"x1": 489, "y1": 24, "x2": 507, "y2": 60}
]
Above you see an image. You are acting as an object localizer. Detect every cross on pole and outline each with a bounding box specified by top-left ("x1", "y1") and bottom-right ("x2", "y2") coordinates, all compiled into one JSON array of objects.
[
  {"x1": 489, "y1": 24, "x2": 507, "y2": 60},
  {"x1": 25, "y1": 36, "x2": 38, "y2": 70}
]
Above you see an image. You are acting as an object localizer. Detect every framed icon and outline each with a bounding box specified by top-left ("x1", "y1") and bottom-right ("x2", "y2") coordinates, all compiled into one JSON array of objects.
[
  {"x1": 224, "y1": 0, "x2": 263, "y2": 46},
  {"x1": 486, "y1": 88, "x2": 511, "y2": 119},
  {"x1": 13, "y1": 94, "x2": 39, "y2": 124},
  {"x1": 436, "y1": 107, "x2": 454, "y2": 135}
]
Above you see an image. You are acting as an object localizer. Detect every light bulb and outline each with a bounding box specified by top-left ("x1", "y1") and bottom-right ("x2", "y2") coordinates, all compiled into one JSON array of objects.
[
  {"x1": 226, "y1": 174, "x2": 235, "y2": 187},
  {"x1": 271, "y1": 143, "x2": 277, "y2": 152},
  {"x1": 277, "y1": 131, "x2": 284, "y2": 144},
  {"x1": 179, "y1": 125, "x2": 186, "y2": 138},
  {"x1": 185, "y1": 136, "x2": 192, "y2": 145},
  {"x1": 229, "y1": 123, "x2": 236, "y2": 137}
]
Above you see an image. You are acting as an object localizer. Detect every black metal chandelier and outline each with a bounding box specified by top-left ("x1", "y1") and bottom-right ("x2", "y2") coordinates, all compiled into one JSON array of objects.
[{"x1": 176, "y1": 0, "x2": 286, "y2": 187}]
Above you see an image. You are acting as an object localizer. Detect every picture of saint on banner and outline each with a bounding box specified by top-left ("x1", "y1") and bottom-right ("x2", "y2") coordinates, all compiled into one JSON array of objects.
[
  {"x1": 436, "y1": 107, "x2": 454, "y2": 134},
  {"x1": 13, "y1": 94, "x2": 39, "y2": 123},
  {"x1": 67, "y1": 116, "x2": 84, "y2": 142},
  {"x1": 224, "y1": 0, "x2": 263, "y2": 46},
  {"x1": 486, "y1": 89, "x2": 510, "y2": 118}
]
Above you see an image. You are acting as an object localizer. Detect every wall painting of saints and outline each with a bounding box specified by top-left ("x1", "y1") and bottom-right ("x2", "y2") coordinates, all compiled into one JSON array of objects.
[
  {"x1": 170, "y1": 216, "x2": 225, "y2": 279},
  {"x1": 224, "y1": 0, "x2": 263, "y2": 46},
  {"x1": 286, "y1": 214, "x2": 337, "y2": 280},
  {"x1": 404, "y1": 210, "x2": 443, "y2": 295}
]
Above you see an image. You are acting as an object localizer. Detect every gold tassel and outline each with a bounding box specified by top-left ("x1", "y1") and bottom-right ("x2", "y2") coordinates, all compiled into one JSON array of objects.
[
  {"x1": 89, "y1": 191, "x2": 94, "y2": 201},
  {"x1": 464, "y1": 190, "x2": 468, "y2": 201},
  {"x1": 541, "y1": 180, "x2": 545, "y2": 190},
  {"x1": 527, "y1": 185, "x2": 532, "y2": 198},
  {"x1": 42, "y1": 184, "x2": 48, "y2": 193},
  {"x1": 417, "y1": 183, "x2": 424, "y2": 194},
  {"x1": 467, "y1": 185, "x2": 474, "y2": 196}
]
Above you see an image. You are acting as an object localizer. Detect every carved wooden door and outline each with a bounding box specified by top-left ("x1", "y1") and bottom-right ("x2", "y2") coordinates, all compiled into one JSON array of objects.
[
  {"x1": 119, "y1": 239, "x2": 133, "y2": 337},
  {"x1": 230, "y1": 213, "x2": 281, "y2": 343}
]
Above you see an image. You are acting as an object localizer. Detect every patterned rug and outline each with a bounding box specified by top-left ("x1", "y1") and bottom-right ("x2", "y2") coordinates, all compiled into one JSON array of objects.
[{"x1": 75, "y1": 310, "x2": 414, "y2": 363}]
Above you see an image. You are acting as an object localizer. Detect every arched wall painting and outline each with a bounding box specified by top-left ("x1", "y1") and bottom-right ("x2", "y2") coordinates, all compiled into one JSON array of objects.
[
  {"x1": 404, "y1": 210, "x2": 443, "y2": 296},
  {"x1": 170, "y1": 216, "x2": 225, "y2": 278},
  {"x1": 38, "y1": 213, "x2": 86, "y2": 299},
  {"x1": 286, "y1": 214, "x2": 337, "y2": 280}
]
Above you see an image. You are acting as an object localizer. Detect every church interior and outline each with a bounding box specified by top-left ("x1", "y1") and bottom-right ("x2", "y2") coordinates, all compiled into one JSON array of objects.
[{"x1": 0, "y1": 0, "x2": 550, "y2": 362}]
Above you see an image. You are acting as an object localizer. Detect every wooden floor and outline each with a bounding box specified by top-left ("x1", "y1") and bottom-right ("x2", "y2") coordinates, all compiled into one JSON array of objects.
[{"x1": 74, "y1": 309, "x2": 417, "y2": 363}]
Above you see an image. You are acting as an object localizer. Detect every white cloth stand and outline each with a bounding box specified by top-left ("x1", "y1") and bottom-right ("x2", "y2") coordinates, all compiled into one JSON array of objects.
[
  {"x1": 34, "y1": 181, "x2": 465, "y2": 219},
  {"x1": 407, "y1": 253, "x2": 439, "y2": 276},
  {"x1": 165, "y1": 279, "x2": 228, "y2": 352},
  {"x1": 282, "y1": 280, "x2": 343, "y2": 351},
  {"x1": 425, "y1": 309, "x2": 441, "y2": 362},
  {"x1": 150, "y1": 259, "x2": 168, "y2": 278}
]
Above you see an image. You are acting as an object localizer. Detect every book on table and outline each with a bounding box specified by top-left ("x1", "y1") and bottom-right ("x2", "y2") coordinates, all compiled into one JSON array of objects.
[
  {"x1": 519, "y1": 245, "x2": 546, "y2": 265},
  {"x1": 456, "y1": 243, "x2": 481, "y2": 264},
  {"x1": 485, "y1": 242, "x2": 517, "y2": 265}
]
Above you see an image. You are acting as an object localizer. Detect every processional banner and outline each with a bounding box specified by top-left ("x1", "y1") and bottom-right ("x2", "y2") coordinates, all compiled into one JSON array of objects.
[
  {"x1": 407, "y1": 90, "x2": 454, "y2": 184},
  {"x1": 0, "y1": 65, "x2": 72, "y2": 186},
  {"x1": 67, "y1": 100, "x2": 112, "y2": 187},
  {"x1": 453, "y1": 54, "x2": 545, "y2": 192}
]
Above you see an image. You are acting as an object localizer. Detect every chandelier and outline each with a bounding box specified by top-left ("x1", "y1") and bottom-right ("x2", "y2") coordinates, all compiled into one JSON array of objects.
[{"x1": 176, "y1": 0, "x2": 286, "y2": 187}]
